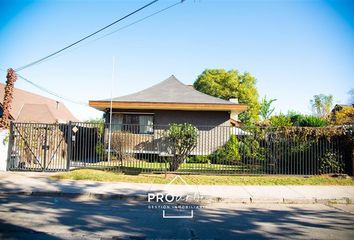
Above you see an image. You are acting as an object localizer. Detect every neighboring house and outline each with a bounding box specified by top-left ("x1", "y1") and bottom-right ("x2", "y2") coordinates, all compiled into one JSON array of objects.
[
  {"x1": 331, "y1": 104, "x2": 354, "y2": 124},
  {"x1": 0, "y1": 83, "x2": 78, "y2": 123},
  {"x1": 89, "y1": 75, "x2": 248, "y2": 154},
  {"x1": 332, "y1": 104, "x2": 354, "y2": 113}
]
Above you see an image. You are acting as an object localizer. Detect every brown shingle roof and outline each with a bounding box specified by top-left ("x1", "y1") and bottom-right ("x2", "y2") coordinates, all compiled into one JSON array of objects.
[
  {"x1": 89, "y1": 75, "x2": 248, "y2": 112},
  {"x1": 105, "y1": 75, "x2": 236, "y2": 104},
  {"x1": 0, "y1": 83, "x2": 78, "y2": 123}
]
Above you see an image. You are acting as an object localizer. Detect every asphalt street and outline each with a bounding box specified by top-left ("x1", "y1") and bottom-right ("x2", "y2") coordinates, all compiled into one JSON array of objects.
[{"x1": 0, "y1": 195, "x2": 354, "y2": 240}]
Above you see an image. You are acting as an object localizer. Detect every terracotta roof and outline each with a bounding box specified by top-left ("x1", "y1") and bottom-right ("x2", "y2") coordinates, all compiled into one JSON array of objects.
[
  {"x1": 0, "y1": 83, "x2": 78, "y2": 123},
  {"x1": 89, "y1": 75, "x2": 248, "y2": 112}
]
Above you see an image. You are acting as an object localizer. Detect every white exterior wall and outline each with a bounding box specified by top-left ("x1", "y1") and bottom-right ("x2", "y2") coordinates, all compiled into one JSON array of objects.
[{"x1": 0, "y1": 130, "x2": 9, "y2": 171}]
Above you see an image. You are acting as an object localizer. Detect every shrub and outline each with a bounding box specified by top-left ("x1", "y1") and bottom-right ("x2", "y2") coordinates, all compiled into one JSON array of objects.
[
  {"x1": 271, "y1": 113, "x2": 328, "y2": 128},
  {"x1": 95, "y1": 141, "x2": 107, "y2": 160},
  {"x1": 165, "y1": 123, "x2": 198, "y2": 171},
  {"x1": 110, "y1": 132, "x2": 134, "y2": 161},
  {"x1": 187, "y1": 155, "x2": 210, "y2": 164},
  {"x1": 287, "y1": 111, "x2": 304, "y2": 126},
  {"x1": 333, "y1": 106, "x2": 354, "y2": 125},
  {"x1": 269, "y1": 114, "x2": 292, "y2": 127},
  {"x1": 210, "y1": 135, "x2": 241, "y2": 164},
  {"x1": 299, "y1": 115, "x2": 327, "y2": 127},
  {"x1": 319, "y1": 152, "x2": 344, "y2": 174},
  {"x1": 90, "y1": 121, "x2": 106, "y2": 160}
]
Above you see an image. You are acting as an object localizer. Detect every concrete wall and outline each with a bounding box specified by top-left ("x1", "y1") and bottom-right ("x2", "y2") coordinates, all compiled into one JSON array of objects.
[{"x1": 0, "y1": 129, "x2": 9, "y2": 171}]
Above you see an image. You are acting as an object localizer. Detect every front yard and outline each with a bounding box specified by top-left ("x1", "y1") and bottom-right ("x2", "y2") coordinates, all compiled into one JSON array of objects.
[
  {"x1": 52, "y1": 169, "x2": 354, "y2": 185},
  {"x1": 74, "y1": 160, "x2": 259, "y2": 174}
]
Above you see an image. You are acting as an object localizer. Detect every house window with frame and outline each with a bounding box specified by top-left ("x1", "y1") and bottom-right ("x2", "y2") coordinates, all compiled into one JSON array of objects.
[{"x1": 112, "y1": 113, "x2": 153, "y2": 134}]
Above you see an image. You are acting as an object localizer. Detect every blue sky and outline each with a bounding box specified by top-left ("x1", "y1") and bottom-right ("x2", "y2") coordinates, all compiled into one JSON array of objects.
[{"x1": 0, "y1": 0, "x2": 353, "y2": 121}]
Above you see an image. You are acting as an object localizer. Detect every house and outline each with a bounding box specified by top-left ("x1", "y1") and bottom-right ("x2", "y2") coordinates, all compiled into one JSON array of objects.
[
  {"x1": 0, "y1": 83, "x2": 78, "y2": 123},
  {"x1": 89, "y1": 75, "x2": 248, "y2": 154},
  {"x1": 89, "y1": 75, "x2": 247, "y2": 130},
  {"x1": 331, "y1": 104, "x2": 354, "y2": 125},
  {"x1": 332, "y1": 104, "x2": 354, "y2": 113}
]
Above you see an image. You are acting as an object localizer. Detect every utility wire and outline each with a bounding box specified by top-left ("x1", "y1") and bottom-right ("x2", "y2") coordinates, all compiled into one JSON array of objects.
[
  {"x1": 0, "y1": 0, "x2": 182, "y2": 107},
  {"x1": 0, "y1": 68, "x2": 88, "y2": 106},
  {"x1": 3, "y1": 0, "x2": 185, "y2": 105},
  {"x1": 17, "y1": 74, "x2": 88, "y2": 106},
  {"x1": 23, "y1": 0, "x2": 184, "y2": 67},
  {"x1": 15, "y1": 0, "x2": 159, "y2": 72},
  {"x1": 93, "y1": 1, "x2": 183, "y2": 43},
  {"x1": 40, "y1": 0, "x2": 183, "y2": 65}
]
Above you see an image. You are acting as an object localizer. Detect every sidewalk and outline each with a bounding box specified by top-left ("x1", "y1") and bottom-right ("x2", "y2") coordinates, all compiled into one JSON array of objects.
[{"x1": 0, "y1": 171, "x2": 353, "y2": 204}]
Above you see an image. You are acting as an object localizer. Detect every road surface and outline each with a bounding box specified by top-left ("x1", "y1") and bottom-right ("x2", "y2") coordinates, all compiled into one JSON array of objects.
[{"x1": 0, "y1": 195, "x2": 354, "y2": 239}]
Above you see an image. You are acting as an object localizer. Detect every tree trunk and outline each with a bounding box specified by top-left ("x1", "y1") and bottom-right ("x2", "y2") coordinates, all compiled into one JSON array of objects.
[
  {"x1": 352, "y1": 140, "x2": 354, "y2": 176},
  {"x1": 0, "y1": 68, "x2": 17, "y2": 129},
  {"x1": 170, "y1": 155, "x2": 183, "y2": 171}
]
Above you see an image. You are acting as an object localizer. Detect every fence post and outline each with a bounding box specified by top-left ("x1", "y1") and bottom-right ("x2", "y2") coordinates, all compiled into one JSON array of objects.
[
  {"x1": 66, "y1": 121, "x2": 72, "y2": 171},
  {"x1": 6, "y1": 121, "x2": 14, "y2": 171},
  {"x1": 352, "y1": 141, "x2": 354, "y2": 176},
  {"x1": 42, "y1": 124, "x2": 49, "y2": 171},
  {"x1": 1, "y1": 121, "x2": 14, "y2": 171}
]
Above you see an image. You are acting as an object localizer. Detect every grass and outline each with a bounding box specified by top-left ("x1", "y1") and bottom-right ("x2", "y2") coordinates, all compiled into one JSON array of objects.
[
  {"x1": 81, "y1": 160, "x2": 259, "y2": 173},
  {"x1": 52, "y1": 169, "x2": 354, "y2": 186}
]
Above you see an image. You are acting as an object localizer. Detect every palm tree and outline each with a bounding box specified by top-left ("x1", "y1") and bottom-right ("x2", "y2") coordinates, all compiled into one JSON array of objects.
[
  {"x1": 0, "y1": 68, "x2": 17, "y2": 129},
  {"x1": 259, "y1": 95, "x2": 277, "y2": 121},
  {"x1": 348, "y1": 88, "x2": 354, "y2": 105},
  {"x1": 310, "y1": 94, "x2": 333, "y2": 118}
]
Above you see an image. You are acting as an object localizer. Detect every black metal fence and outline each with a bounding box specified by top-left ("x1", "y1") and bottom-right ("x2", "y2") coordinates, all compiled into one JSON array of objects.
[{"x1": 7, "y1": 122, "x2": 353, "y2": 175}]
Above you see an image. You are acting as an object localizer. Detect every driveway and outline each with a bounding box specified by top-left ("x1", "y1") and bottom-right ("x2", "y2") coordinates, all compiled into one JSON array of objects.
[{"x1": 0, "y1": 195, "x2": 354, "y2": 240}]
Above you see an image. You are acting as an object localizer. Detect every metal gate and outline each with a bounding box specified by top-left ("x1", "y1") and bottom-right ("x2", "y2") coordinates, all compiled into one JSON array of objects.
[
  {"x1": 6, "y1": 122, "x2": 352, "y2": 175},
  {"x1": 7, "y1": 122, "x2": 70, "y2": 171}
]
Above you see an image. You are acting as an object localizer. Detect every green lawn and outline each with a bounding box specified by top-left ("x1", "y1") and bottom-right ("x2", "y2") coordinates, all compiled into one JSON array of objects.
[
  {"x1": 87, "y1": 160, "x2": 261, "y2": 173},
  {"x1": 52, "y1": 169, "x2": 354, "y2": 185},
  {"x1": 96, "y1": 160, "x2": 246, "y2": 169}
]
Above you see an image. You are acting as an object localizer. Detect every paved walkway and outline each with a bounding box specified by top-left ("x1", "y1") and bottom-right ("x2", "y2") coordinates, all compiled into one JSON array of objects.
[{"x1": 0, "y1": 171, "x2": 354, "y2": 203}]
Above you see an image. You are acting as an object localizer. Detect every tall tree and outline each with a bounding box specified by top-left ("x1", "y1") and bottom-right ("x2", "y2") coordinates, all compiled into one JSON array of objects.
[
  {"x1": 348, "y1": 88, "x2": 354, "y2": 105},
  {"x1": 0, "y1": 68, "x2": 17, "y2": 129},
  {"x1": 193, "y1": 69, "x2": 260, "y2": 124},
  {"x1": 259, "y1": 95, "x2": 277, "y2": 121},
  {"x1": 310, "y1": 94, "x2": 333, "y2": 118}
]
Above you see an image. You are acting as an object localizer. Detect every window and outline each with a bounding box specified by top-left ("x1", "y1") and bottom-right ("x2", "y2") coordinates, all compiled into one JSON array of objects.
[
  {"x1": 138, "y1": 115, "x2": 154, "y2": 134},
  {"x1": 112, "y1": 113, "x2": 153, "y2": 134}
]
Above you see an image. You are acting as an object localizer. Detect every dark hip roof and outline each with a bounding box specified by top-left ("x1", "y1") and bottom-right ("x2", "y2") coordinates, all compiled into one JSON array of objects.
[
  {"x1": 107, "y1": 75, "x2": 235, "y2": 104},
  {"x1": 89, "y1": 75, "x2": 248, "y2": 112}
]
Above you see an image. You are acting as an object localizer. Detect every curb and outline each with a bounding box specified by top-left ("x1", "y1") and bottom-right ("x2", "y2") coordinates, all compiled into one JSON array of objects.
[
  {"x1": 0, "y1": 191, "x2": 353, "y2": 204},
  {"x1": 0, "y1": 191, "x2": 147, "y2": 201}
]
